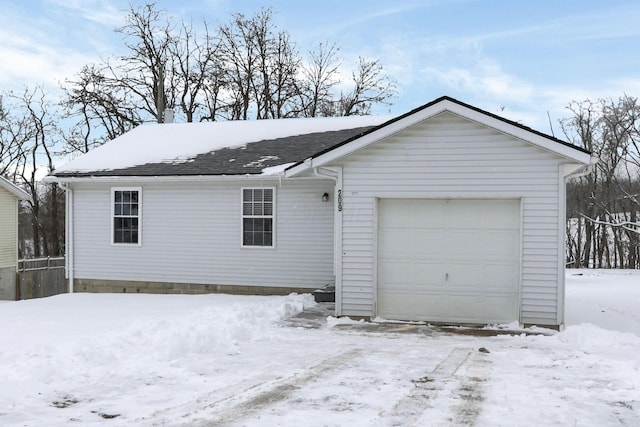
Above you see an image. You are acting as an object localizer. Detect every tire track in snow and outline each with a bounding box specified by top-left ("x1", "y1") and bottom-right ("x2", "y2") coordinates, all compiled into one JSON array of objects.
[
  {"x1": 187, "y1": 348, "x2": 363, "y2": 426},
  {"x1": 609, "y1": 400, "x2": 640, "y2": 426},
  {"x1": 379, "y1": 347, "x2": 490, "y2": 426},
  {"x1": 449, "y1": 351, "x2": 490, "y2": 426}
]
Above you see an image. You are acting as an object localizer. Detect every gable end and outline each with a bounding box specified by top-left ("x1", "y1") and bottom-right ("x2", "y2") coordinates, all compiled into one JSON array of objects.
[{"x1": 286, "y1": 96, "x2": 591, "y2": 177}]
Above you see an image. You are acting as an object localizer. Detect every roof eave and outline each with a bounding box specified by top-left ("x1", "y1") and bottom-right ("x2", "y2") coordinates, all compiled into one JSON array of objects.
[
  {"x1": 44, "y1": 173, "x2": 299, "y2": 184},
  {"x1": 0, "y1": 176, "x2": 31, "y2": 201}
]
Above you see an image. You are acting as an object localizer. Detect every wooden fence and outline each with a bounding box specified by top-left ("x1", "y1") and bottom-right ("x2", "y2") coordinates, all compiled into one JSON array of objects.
[{"x1": 16, "y1": 257, "x2": 67, "y2": 300}]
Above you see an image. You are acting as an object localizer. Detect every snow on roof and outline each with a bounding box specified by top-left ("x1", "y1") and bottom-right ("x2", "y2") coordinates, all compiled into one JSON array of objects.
[{"x1": 55, "y1": 116, "x2": 389, "y2": 174}]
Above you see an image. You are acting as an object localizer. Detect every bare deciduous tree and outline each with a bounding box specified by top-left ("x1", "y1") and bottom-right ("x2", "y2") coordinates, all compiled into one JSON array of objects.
[
  {"x1": 169, "y1": 20, "x2": 222, "y2": 123},
  {"x1": 62, "y1": 64, "x2": 142, "y2": 155},
  {"x1": 299, "y1": 42, "x2": 340, "y2": 117},
  {"x1": 564, "y1": 95, "x2": 640, "y2": 268},
  {"x1": 116, "y1": 2, "x2": 174, "y2": 122},
  {"x1": 2, "y1": 87, "x2": 64, "y2": 258},
  {"x1": 338, "y1": 57, "x2": 397, "y2": 116}
]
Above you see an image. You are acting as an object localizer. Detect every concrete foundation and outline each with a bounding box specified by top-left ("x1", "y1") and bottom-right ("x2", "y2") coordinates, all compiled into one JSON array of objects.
[
  {"x1": 73, "y1": 278, "x2": 312, "y2": 296},
  {"x1": 0, "y1": 266, "x2": 16, "y2": 300}
]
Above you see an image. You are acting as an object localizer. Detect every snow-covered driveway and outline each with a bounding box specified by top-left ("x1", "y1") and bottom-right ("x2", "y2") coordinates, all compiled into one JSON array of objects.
[{"x1": 0, "y1": 270, "x2": 639, "y2": 426}]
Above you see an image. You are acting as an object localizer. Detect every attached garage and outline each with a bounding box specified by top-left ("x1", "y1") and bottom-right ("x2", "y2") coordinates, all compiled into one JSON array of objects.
[
  {"x1": 377, "y1": 198, "x2": 521, "y2": 324},
  {"x1": 286, "y1": 96, "x2": 593, "y2": 328}
]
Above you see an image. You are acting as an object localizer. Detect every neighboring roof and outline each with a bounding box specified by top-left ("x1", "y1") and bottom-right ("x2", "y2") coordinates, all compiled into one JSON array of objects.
[
  {"x1": 286, "y1": 96, "x2": 592, "y2": 177},
  {"x1": 0, "y1": 176, "x2": 31, "y2": 201},
  {"x1": 51, "y1": 116, "x2": 389, "y2": 178}
]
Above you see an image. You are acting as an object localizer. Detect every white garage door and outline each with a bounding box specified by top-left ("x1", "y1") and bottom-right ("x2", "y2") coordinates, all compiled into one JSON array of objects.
[{"x1": 377, "y1": 199, "x2": 521, "y2": 324}]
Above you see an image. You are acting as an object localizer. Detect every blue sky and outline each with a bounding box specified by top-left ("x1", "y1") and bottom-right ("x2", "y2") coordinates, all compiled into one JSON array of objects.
[{"x1": 1, "y1": 0, "x2": 639, "y2": 133}]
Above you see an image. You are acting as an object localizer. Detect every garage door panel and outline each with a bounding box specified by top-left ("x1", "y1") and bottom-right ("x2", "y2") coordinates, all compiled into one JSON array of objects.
[
  {"x1": 413, "y1": 230, "x2": 448, "y2": 256},
  {"x1": 378, "y1": 290, "x2": 450, "y2": 320},
  {"x1": 437, "y1": 263, "x2": 519, "y2": 292},
  {"x1": 378, "y1": 260, "x2": 413, "y2": 285},
  {"x1": 412, "y1": 262, "x2": 447, "y2": 287},
  {"x1": 379, "y1": 291, "x2": 520, "y2": 324},
  {"x1": 411, "y1": 200, "x2": 447, "y2": 228},
  {"x1": 481, "y1": 264, "x2": 520, "y2": 290},
  {"x1": 447, "y1": 230, "x2": 519, "y2": 260},
  {"x1": 447, "y1": 202, "x2": 474, "y2": 225},
  {"x1": 378, "y1": 199, "x2": 446, "y2": 228},
  {"x1": 380, "y1": 199, "x2": 447, "y2": 228},
  {"x1": 377, "y1": 198, "x2": 521, "y2": 324},
  {"x1": 380, "y1": 261, "x2": 446, "y2": 289},
  {"x1": 477, "y1": 294, "x2": 520, "y2": 324},
  {"x1": 482, "y1": 201, "x2": 521, "y2": 228},
  {"x1": 443, "y1": 263, "x2": 479, "y2": 289},
  {"x1": 378, "y1": 229, "x2": 415, "y2": 258},
  {"x1": 449, "y1": 293, "x2": 484, "y2": 320},
  {"x1": 379, "y1": 228, "x2": 448, "y2": 259},
  {"x1": 377, "y1": 290, "x2": 412, "y2": 319},
  {"x1": 411, "y1": 292, "x2": 450, "y2": 320},
  {"x1": 447, "y1": 230, "x2": 479, "y2": 257}
]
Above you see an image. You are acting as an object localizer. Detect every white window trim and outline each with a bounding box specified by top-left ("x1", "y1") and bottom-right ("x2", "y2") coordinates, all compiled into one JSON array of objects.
[
  {"x1": 111, "y1": 186, "x2": 142, "y2": 246},
  {"x1": 240, "y1": 187, "x2": 276, "y2": 249}
]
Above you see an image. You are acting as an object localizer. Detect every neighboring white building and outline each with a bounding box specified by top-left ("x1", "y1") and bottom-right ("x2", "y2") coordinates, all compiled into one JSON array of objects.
[
  {"x1": 0, "y1": 177, "x2": 31, "y2": 300},
  {"x1": 46, "y1": 97, "x2": 592, "y2": 328}
]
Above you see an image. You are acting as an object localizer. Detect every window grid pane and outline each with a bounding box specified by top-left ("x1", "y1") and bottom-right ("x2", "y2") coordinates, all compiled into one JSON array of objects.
[
  {"x1": 113, "y1": 190, "x2": 140, "y2": 244},
  {"x1": 242, "y1": 189, "x2": 274, "y2": 247}
]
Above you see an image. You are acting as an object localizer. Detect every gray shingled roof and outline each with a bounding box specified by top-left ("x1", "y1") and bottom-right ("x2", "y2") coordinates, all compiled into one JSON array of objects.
[{"x1": 54, "y1": 126, "x2": 376, "y2": 177}]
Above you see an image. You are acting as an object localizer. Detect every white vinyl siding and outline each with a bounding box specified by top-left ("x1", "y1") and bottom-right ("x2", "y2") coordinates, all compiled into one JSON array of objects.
[
  {"x1": 0, "y1": 188, "x2": 18, "y2": 268},
  {"x1": 337, "y1": 111, "x2": 566, "y2": 326},
  {"x1": 70, "y1": 179, "x2": 334, "y2": 289}
]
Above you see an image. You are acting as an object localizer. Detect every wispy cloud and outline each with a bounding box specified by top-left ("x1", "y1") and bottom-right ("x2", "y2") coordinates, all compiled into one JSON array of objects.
[
  {"x1": 463, "y1": 3, "x2": 640, "y2": 45},
  {"x1": 335, "y1": 1, "x2": 446, "y2": 30},
  {"x1": 44, "y1": 0, "x2": 126, "y2": 27},
  {"x1": 0, "y1": 1, "x2": 126, "y2": 89},
  {"x1": 420, "y1": 60, "x2": 534, "y2": 104}
]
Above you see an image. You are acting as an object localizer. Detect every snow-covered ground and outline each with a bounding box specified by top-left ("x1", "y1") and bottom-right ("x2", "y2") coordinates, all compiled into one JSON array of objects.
[{"x1": 0, "y1": 270, "x2": 638, "y2": 426}]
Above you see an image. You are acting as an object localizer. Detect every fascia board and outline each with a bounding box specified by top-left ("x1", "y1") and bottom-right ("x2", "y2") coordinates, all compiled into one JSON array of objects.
[
  {"x1": 285, "y1": 162, "x2": 312, "y2": 178},
  {"x1": 44, "y1": 174, "x2": 285, "y2": 184},
  {"x1": 0, "y1": 176, "x2": 31, "y2": 201}
]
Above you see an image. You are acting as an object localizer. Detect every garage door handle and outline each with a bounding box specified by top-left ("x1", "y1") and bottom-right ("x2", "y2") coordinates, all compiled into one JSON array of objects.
[{"x1": 445, "y1": 273, "x2": 449, "y2": 281}]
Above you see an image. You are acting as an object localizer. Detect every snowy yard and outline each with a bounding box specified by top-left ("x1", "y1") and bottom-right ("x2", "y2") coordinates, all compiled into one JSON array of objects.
[{"x1": 1, "y1": 270, "x2": 639, "y2": 426}]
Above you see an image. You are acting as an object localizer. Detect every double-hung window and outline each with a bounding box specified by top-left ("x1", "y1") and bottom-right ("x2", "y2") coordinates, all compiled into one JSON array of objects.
[
  {"x1": 112, "y1": 188, "x2": 141, "y2": 245},
  {"x1": 242, "y1": 188, "x2": 274, "y2": 247}
]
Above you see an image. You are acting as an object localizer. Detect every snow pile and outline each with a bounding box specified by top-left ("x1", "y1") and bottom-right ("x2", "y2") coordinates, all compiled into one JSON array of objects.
[
  {"x1": 559, "y1": 323, "x2": 640, "y2": 362},
  {"x1": 0, "y1": 293, "x2": 310, "y2": 425},
  {"x1": 0, "y1": 293, "x2": 309, "y2": 368}
]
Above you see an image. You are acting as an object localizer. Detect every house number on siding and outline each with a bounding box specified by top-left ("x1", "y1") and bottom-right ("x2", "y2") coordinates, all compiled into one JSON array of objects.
[{"x1": 337, "y1": 189, "x2": 343, "y2": 212}]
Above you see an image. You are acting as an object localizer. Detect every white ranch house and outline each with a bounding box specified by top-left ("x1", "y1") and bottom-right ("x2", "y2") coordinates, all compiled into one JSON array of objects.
[
  {"x1": 47, "y1": 97, "x2": 592, "y2": 328},
  {"x1": 0, "y1": 176, "x2": 31, "y2": 300}
]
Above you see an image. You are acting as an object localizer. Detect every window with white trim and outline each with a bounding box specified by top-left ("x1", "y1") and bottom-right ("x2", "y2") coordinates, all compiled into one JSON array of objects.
[
  {"x1": 112, "y1": 188, "x2": 141, "y2": 244},
  {"x1": 242, "y1": 188, "x2": 274, "y2": 247}
]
